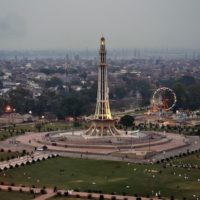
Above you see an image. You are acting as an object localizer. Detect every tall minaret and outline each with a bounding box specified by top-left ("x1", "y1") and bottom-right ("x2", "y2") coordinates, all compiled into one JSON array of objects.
[
  {"x1": 84, "y1": 37, "x2": 121, "y2": 137},
  {"x1": 94, "y1": 37, "x2": 112, "y2": 120}
]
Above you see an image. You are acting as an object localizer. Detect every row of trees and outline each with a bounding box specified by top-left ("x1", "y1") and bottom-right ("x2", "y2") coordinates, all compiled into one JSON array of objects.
[
  {"x1": 158, "y1": 75, "x2": 200, "y2": 110},
  {"x1": 0, "y1": 75, "x2": 199, "y2": 118}
]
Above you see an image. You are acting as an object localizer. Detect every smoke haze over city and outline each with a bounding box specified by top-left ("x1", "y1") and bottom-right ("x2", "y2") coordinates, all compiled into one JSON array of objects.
[{"x1": 0, "y1": 0, "x2": 200, "y2": 50}]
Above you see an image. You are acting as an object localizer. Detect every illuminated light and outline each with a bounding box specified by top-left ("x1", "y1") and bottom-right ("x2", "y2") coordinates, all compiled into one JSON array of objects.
[{"x1": 5, "y1": 105, "x2": 12, "y2": 113}]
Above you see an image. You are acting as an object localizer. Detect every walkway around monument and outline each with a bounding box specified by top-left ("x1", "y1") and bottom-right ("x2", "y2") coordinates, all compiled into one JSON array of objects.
[
  {"x1": 0, "y1": 152, "x2": 58, "y2": 170},
  {"x1": 0, "y1": 184, "x2": 163, "y2": 200}
]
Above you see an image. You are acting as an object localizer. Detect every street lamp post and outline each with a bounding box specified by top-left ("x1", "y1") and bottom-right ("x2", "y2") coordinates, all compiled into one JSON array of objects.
[
  {"x1": 163, "y1": 151, "x2": 166, "y2": 159},
  {"x1": 148, "y1": 134, "x2": 151, "y2": 152}
]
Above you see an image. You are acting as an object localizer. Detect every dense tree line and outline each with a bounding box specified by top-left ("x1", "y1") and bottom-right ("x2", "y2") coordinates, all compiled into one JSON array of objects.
[
  {"x1": 0, "y1": 75, "x2": 199, "y2": 118},
  {"x1": 158, "y1": 75, "x2": 200, "y2": 110},
  {"x1": 0, "y1": 84, "x2": 96, "y2": 119},
  {"x1": 110, "y1": 77, "x2": 152, "y2": 106}
]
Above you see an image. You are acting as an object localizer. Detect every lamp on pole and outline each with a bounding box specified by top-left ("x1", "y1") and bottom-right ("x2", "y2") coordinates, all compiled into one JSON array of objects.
[{"x1": 148, "y1": 134, "x2": 151, "y2": 152}]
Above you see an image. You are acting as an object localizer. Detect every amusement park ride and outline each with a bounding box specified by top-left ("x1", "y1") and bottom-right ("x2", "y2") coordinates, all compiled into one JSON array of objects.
[
  {"x1": 143, "y1": 87, "x2": 178, "y2": 125},
  {"x1": 150, "y1": 87, "x2": 177, "y2": 113}
]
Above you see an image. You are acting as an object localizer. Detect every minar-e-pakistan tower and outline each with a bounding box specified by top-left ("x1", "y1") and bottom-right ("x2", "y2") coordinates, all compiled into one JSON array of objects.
[{"x1": 85, "y1": 37, "x2": 121, "y2": 136}]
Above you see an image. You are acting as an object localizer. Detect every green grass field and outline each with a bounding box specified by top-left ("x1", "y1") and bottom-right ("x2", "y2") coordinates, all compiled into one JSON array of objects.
[
  {"x1": 0, "y1": 154, "x2": 199, "y2": 200},
  {"x1": 0, "y1": 190, "x2": 35, "y2": 200},
  {"x1": 0, "y1": 121, "x2": 64, "y2": 141},
  {"x1": 0, "y1": 121, "x2": 76, "y2": 141},
  {"x1": 0, "y1": 151, "x2": 21, "y2": 161},
  {"x1": 169, "y1": 153, "x2": 200, "y2": 166}
]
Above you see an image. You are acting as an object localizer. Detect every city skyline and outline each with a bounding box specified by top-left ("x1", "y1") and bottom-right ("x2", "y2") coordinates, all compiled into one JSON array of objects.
[{"x1": 0, "y1": 0, "x2": 200, "y2": 50}]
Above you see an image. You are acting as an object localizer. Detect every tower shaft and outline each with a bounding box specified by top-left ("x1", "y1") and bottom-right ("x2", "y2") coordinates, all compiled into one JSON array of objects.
[{"x1": 95, "y1": 37, "x2": 112, "y2": 120}]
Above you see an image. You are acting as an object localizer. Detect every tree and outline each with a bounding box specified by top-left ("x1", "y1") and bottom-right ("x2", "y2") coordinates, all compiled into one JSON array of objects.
[
  {"x1": 45, "y1": 77, "x2": 63, "y2": 88},
  {"x1": 35, "y1": 123, "x2": 42, "y2": 132},
  {"x1": 7, "y1": 86, "x2": 35, "y2": 114},
  {"x1": 119, "y1": 115, "x2": 134, "y2": 134}
]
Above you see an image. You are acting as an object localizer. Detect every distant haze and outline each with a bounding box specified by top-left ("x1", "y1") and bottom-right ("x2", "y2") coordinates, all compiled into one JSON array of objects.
[{"x1": 0, "y1": 0, "x2": 200, "y2": 50}]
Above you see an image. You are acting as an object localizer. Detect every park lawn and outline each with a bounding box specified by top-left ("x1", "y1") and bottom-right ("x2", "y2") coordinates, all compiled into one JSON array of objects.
[
  {"x1": 169, "y1": 152, "x2": 200, "y2": 165},
  {"x1": 0, "y1": 151, "x2": 21, "y2": 161},
  {"x1": 0, "y1": 157, "x2": 200, "y2": 200},
  {"x1": 0, "y1": 130, "x2": 12, "y2": 140},
  {"x1": 15, "y1": 122, "x2": 70, "y2": 132},
  {"x1": 0, "y1": 190, "x2": 35, "y2": 200},
  {"x1": 0, "y1": 122, "x2": 69, "y2": 141}
]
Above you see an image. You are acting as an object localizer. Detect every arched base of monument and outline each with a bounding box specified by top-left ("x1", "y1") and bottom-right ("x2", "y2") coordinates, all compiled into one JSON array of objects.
[{"x1": 84, "y1": 119, "x2": 122, "y2": 137}]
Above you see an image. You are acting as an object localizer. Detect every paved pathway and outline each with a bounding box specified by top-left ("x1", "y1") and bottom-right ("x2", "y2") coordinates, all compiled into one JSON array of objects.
[
  {"x1": 0, "y1": 184, "x2": 163, "y2": 200},
  {"x1": 33, "y1": 192, "x2": 56, "y2": 200},
  {"x1": 0, "y1": 152, "x2": 57, "y2": 170}
]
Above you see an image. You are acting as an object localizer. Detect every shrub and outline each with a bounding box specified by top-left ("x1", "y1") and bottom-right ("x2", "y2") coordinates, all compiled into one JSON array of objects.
[
  {"x1": 30, "y1": 189, "x2": 34, "y2": 194},
  {"x1": 57, "y1": 191, "x2": 62, "y2": 196},
  {"x1": 19, "y1": 188, "x2": 23, "y2": 192},
  {"x1": 76, "y1": 194, "x2": 80, "y2": 198},
  {"x1": 111, "y1": 196, "x2": 116, "y2": 200},
  {"x1": 40, "y1": 189, "x2": 47, "y2": 194},
  {"x1": 8, "y1": 187, "x2": 12, "y2": 191},
  {"x1": 99, "y1": 194, "x2": 104, "y2": 200},
  {"x1": 88, "y1": 194, "x2": 92, "y2": 199},
  {"x1": 22, "y1": 150, "x2": 27, "y2": 155},
  {"x1": 122, "y1": 192, "x2": 126, "y2": 196},
  {"x1": 64, "y1": 191, "x2": 69, "y2": 196},
  {"x1": 54, "y1": 186, "x2": 57, "y2": 192}
]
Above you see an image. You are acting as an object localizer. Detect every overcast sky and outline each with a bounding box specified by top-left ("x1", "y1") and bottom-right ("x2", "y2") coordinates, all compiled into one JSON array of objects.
[{"x1": 0, "y1": 0, "x2": 200, "y2": 50}]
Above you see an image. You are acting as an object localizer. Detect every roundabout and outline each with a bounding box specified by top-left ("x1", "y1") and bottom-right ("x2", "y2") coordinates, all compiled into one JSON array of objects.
[{"x1": 15, "y1": 129, "x2": 188, "y2": 161}]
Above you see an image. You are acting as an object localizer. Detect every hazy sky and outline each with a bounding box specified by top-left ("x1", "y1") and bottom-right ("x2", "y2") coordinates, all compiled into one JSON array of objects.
[{"x1": 0, "y1": 0, "x2": 200, "y2": 50}]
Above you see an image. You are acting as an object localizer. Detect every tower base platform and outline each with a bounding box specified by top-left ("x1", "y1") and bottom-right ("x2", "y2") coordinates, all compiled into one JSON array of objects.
[{"x1": 84, "y1": 119, "x2": 122, "y2": 137}]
